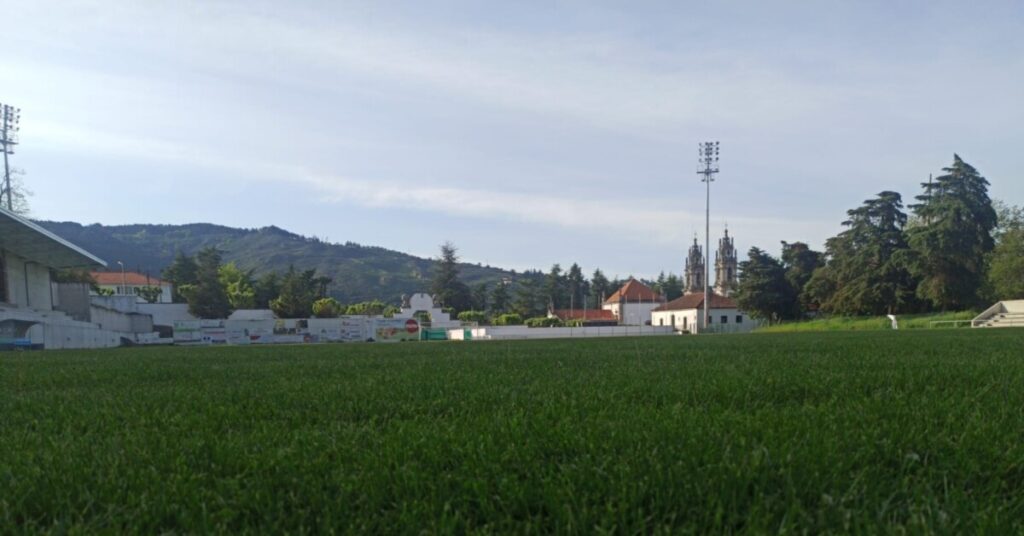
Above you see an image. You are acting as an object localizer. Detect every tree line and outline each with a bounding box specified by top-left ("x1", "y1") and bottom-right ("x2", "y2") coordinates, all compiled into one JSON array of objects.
[
  {"x1": 735, "y1": 155, "x2": 1023, "y2": 322},
  {"x1": 162, "y1": 248, "x2": 399, "y2": 319},
  {"x1": 429, "y1": 242, "x2": 685, "y2": 325}
]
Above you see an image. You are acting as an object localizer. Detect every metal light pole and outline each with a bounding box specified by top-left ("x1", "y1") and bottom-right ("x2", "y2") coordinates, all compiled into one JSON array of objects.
[
  {"x1": 0, "y1": 104, "x2": 21, "y2": 212},
  {"x1": 698, "y1": 142, "x2": 719, "y2": 333}
]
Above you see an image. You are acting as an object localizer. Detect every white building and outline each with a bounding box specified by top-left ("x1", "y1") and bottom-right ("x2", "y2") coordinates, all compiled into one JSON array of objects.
[
  {"x1": 603, "y1": 278, "x2": 665, "y2": 326},
  {"x1": 91, "y1": 271, "x2": 174, "y2": 303},
  {"x1": 1, "y1": 206, "x2": 125, "y2": 349},
  {"x1": 651, "y1": 292, "x2": 755, "y2": 334}
]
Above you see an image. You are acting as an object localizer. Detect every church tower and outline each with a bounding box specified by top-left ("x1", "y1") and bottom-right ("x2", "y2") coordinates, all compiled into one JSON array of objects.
[
  {"x1": 684, "y1": 237, "x2": 705, "y2": 294},
  {"x1": 714, "y1": 227, "x2": 738, "y2": 296}
]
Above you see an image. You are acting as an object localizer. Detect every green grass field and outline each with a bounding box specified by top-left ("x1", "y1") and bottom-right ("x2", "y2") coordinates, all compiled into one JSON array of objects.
[
  {"x1": 3, "y1": 330, "x2": 1024, "y2": 533},
  {"x1": 757, "y1": 311, "x2": 978, "y2": 333}
]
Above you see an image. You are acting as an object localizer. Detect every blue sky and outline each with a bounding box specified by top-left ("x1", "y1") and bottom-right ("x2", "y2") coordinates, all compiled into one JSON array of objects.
[{"x1": 3, "y1": 0, "x2": 1022, "y2": 278}]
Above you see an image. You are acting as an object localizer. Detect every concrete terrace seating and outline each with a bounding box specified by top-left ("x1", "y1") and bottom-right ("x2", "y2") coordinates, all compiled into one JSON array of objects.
[{"x1": 972, "y1": 300, "x2": 1024, "y2": 328}]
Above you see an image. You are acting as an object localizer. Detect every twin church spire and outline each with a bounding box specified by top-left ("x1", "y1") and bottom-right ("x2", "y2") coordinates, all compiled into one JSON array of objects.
[{"x1": 683, "y1": 227, "x2": 738, "y2": 296}]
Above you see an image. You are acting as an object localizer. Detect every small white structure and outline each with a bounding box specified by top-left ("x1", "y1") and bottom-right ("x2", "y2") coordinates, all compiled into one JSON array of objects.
[
  {"x1": 91, "y1": 271, "x2": 174, "y2": 303},
  {"x1": 603, "y1": 279, "x2": 664, "y2": 326},
  {"x1": 972, "y1": 300, "x2": 1024, "y2": 328},
  {"x1": 650, "y1": 292, "x2": 755, "y2": 334},
  {"x1": 396, "y1": 292, "x2": 460, "y2": 328}
]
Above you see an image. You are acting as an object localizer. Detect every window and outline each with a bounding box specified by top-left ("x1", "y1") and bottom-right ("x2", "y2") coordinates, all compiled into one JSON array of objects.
[
  {"x1": 721, "y1": 315, "x2": 728, "y2": 324},
  {"x1": 683, "y1": 316, "x2": 687, "y2": 329},
  {"x1": 659, "y1": 318, "x2": 664, "y2": 326},
  {"x1": 0, "y1": 252, "x2": 7, "y2": 303},
  {"x1": 670, "y1": 314, "x2": 675, "y2": 327},
  {"x1": 707, "y1": 315, "x2": 712, "y2": 324},
  {"x1": 736, "y1": 315, "x2": 743, "y2": 323}
]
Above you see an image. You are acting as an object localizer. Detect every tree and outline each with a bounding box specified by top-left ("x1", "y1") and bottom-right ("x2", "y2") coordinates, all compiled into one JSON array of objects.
[
  {"x1": 184, "y1": 247, "x2": 233, "y2": 319},
  {"x1": 809, "y1": 191, "x2": 918, "y2": 315},
  {"x1": 270, "y1": 265, "x2": 316, "y2": 319},
  {"x1": 734, "y1": 247, "x2": 797, "y2": 323},
  {"x1": 312, "y1": 297, "x2": 343, "y2": 318},
  {"x1": 590, "y1": 269, "x2": 610, "y2": 305},
  {"x1": 662, "y1": 273, "x2": 684, "y2": 301},
  {"x1": 162, "y1": 251, "x2": 199, "y2": 303},
  {"x1": 490, "y1": 280, "x2": 511, "y2": 314},
  {"x1": 430, "y1": 242, "x2": 472, "y2": 312},
  {"x1": 135, "y1": 286, "x2": 163, "y2": 304},
  {"x1": 345, "y1": 300, "x2": 399, "y2": 317},
  {"x1": 513, "y1": 277, "x2": 545, "y2": 318},
  {"x1": 218, "y1": 262, "x2": 256, "y2": 310},
  {"x1": 987, "y1": 202, "x2": 1024, "y2": 299},
  {"x1": 471, "y1": 282, "x2": 489, "y2": 312},
  {"x1": 0, "y1": 167, "x2": 32, "y2": 215},
  {"x1": 906, "y1": 155, "x2": 998, "y2": 310},
  {"x1": 253, "y1": 272, "x2": 281, "y2": 309},
  {"x1": 544, "y1": 264, "x2": 566, "y2": 310},
  {"x1": 780, "y1": 241, "x2": 824, "y2": 313},
  {"x1": 566, "y1": 263, "x2": 588, "y2": 309}
]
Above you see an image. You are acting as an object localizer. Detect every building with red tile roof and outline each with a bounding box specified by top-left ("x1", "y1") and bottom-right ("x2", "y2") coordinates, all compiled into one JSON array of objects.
[
  {"x1": 548, "y1": 308, "x2": 618, "y2": 326},
  {"x1": 91, "y1": 271, "x2": 173, "y2": 303}
]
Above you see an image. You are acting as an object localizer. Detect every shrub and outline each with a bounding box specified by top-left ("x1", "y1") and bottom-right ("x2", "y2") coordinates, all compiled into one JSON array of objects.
[
  {"x1": 525, "y1": 317, "x2": 563, "y2": 328},
  {"x1": 457, "y1": 311, "x2": 488, "y2": 324},
  {"x1": 312, "y1": 297, "x2": 343, "y2": 318},
  {"x1": 492, "y1": 313, "x2": 523, "y2": 326}
]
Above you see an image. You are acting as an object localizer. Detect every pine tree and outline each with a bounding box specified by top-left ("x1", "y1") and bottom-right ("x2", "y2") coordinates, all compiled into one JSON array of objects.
[
  {"x1": 490, "y1": 280, "x2": 511, "y2": 314},
  {"x1": 270, "y1": 265, "x2": 316, "y2": 318},
  {"x1": 184, "y1": 247, "x2": 233, "y2": 319},
  {"x1": 590, "y1": 269, "x2": 610, "y2": 305},
  {"x1": 566, "y1": 263, "x2": 588, "y2": 309},
  {"x1": 218, "y1": 262, "x2": 256, "y2": 310},
  {"x1": 734, "y1": 247, "x2": 797, "y2": 323},
  {"x1": 809, "y1": 191, "x2": 918, "y2": 315},
  {"x1": 253, "y1": 272, "x2": 280, "y2": 309},
  {"x1": 472, "y1": 282, "x2": 489, "y2": 312},
  {"x1": 430, "y1": 242, "x2": 472, "y2": 312},
  {"x1": 162, "y1": 251, "x2": 199, "y2": 303},
  {"x1": 780, "y1": 241, "x2": 824, "y2": 313},
  {"x1": 544, "y1": 264, "x2": 566, "y2": 310},
  {"x1": 906, "y1": 155, "x2": 998, "y2": 310}
]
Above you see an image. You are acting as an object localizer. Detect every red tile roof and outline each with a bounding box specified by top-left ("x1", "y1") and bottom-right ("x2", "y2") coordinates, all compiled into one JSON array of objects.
[
  {"x1": 653, "y1": 292, "x2": 737, "y2": 312},
  {"x1": 551, "y1": 309, "x2": 616, "y2": 321},
  {"x1": 91, "y1": 271, "x2": 168, "y2": 286},
  {"x1": 603, "y1": 278, "x2": 663, "y2": 304}
]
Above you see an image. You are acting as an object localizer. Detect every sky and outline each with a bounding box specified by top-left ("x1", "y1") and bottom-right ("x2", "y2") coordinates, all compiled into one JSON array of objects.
[{"x1": 2, "y1": 0, "x2": 1022, "y2": 278}]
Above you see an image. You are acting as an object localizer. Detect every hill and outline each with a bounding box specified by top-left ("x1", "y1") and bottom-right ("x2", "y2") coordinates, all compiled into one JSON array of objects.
[{"x1": 36, "y1": 221, "x2": 520, "y2": 304}]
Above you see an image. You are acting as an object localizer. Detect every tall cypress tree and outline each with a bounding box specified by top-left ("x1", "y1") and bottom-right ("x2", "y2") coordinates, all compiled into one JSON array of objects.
[
  {"x1": 907, "y1": 155, "x2": 997, "y2": 310},
  {"x1": 430, "y1": 242, "x2": 471, "y2": 312}
]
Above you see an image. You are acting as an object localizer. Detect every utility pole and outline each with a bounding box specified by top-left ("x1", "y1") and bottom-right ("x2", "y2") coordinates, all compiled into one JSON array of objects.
[
  {"x1": 698, "y1": 141, "x2": 719, "y2": 333},
  {"x1": 0, "y1": 103, "x2": 21, "y2": 212}
]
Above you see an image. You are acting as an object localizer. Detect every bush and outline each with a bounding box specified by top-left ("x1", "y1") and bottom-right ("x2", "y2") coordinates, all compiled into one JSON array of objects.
[
  {"x1": 457, "y1": 311, "x2": 488, "y2": 324},
  {"x1": 492, "y1": 313, "x2": 523, "y2": 326},
  {"x1": 525, "y1": 317, "x2": 563, "y2": 328},
  {"x1": 312, "y1": 297, "x2": 343, "y2": 318}
]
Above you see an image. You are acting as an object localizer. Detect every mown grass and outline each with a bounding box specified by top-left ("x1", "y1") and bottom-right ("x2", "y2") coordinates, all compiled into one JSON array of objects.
[
  {"x1": 758, "y1": 311, "x2": 977, "y2": 333},
  {"x1": 2, "y1": 329, "x2": 1024, "y2": 533}
]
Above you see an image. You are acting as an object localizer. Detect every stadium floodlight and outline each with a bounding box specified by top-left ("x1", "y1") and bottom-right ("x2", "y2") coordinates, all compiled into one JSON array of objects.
[
  {"x1": 697, "y1": 141, "x2": 720, "y2": 333},
  {"x1": 1, "y1": 103, "x2": 21, "y2": 211}
]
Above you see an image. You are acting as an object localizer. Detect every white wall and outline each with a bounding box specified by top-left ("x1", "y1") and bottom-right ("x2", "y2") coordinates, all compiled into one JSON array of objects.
[
  {"x1": 602, "y1": 302, "x2": 662, "y2": 326},
  {"x1": 449, "y1": 325, "x2": 674, "y2": 341},
  {"x1": 0, "y1": 249, "x2": 53, "y2": 310},
  {"x1": 651, "y1": 307, "x2": 755, "y2": 334}
]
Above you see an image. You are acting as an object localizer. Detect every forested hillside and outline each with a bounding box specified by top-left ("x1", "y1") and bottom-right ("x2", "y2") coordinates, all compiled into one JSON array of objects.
[{"x1": 37, "y1": 221, "x2": 518, "y2": 304}]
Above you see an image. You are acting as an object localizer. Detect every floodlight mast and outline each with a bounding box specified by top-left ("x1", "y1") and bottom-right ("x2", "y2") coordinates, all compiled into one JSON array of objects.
[
  {"x1": 0, "y1": 104, "x2": 21, "y2": 212},
  {"x1": 697, "y1": 141, "x2": 719, "y2": 333}
]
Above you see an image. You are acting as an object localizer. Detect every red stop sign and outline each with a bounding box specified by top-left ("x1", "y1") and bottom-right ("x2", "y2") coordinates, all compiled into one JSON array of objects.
[{"x1": 405, "y1": 319, "x2": 419, "y2": 333}]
